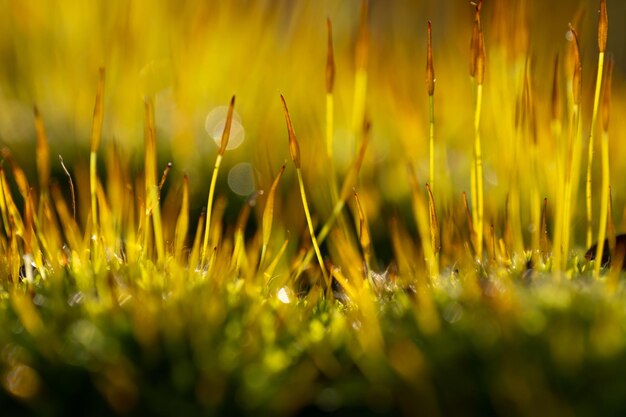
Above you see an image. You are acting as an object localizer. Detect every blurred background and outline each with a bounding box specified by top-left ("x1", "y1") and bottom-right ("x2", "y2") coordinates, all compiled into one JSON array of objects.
[{"x1": 0, "y1": 0, "x2": 624, "y2": 251}]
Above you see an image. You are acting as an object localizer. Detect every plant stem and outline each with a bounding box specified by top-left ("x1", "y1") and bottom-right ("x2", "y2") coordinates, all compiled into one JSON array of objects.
[
  {"x1": 296, "y1": 168, "x2": 329, "y2": 287},
  {"x1": 594, "y1": 131, "x2": 610, "y2": 278},
  {"x1": 474, "y1": 84, "x2": 484, "y2": 261},
  {"x1": 585, "y1": 52, "x2": 605, "y2": 248},
  {"x1": 429, "y1": 95, "x2": 435, "y2": 192},
  {"x1": 201, "y1": 154, "x2": 222, "y2": 268}
]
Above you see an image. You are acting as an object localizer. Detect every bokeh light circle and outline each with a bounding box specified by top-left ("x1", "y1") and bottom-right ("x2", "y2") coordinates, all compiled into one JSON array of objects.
[
  {"x1": 205, "y1": 106, "x2": 245, "y2": 151},
  {"x1": 228, "y1": 163, "x2": 256, "y2": 196}
]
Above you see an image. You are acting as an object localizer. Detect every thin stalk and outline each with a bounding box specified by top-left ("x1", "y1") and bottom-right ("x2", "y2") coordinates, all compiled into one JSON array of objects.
[
  {"x1": 474, "y1": 84, "x2": 484, "y2": 260},
  {"x1": 426, "y1": 20, "x2": 436, "y2": 190},
  {"x1": 594, "y1": 54, "x2": 612, "y2": 278},
  {"x1": 281, "y1": 95, "x2": 329, "y2": 288},
  {"x1": 429, "y1": 96, "x2": 435, "y2": 191},
  {"x1": 562, "y1": 104, "x2": 581, "y2": 269},
  {"x1": 297, "y1": 168, "x2": 329, "y2": 287},
  {"x1": 264, "y1": 237, "x2": 289, "y2": 281},
  {"x1": 295, "y1": 127, "x2": 369, "y2": 278},
  {"x1": 201, "y1": 96, "x2": 235, "y2": 268},
  {"x1": 468, "y1": 2, "x2": 484, "y2": 260},
  {"x1": 585, "y1": 52, "x2": 605, "y2": 248},
  {"x1": 408, "y1": 165, "x2": 437, "y2": 279},
  {"x1": 426, "y1": 183, "x2": 440, "y2": 277},
  {"x1": 326, "y1": 94, "x2": 334, "y2": 160},
  {"x1": 326, "y1": 18, "x2": 339, "y2": 204},
  {"x1": 0, "y1": 167, "x2": 11, "y2": 238},
  {"x1": 89, "y1": 68, "x2": 105, "y2": 266},
  {"x1": 189, "y1": 208, "x2": 205, "y2": 270},
  {"x1": 551, "y1": 54, "x2": 564, "y2": 270},
  {"x1": 260, "y1": 164, "x2": 286, "y2": 269},
  {"x1": 561, "y1": 25, "x2": 582, "y2": 271},
  {"x1": 594, "y1": 131, "x2": 610, "y2": 278},
  {"x1": 143, "y1": 97, "x2": 164, "y2": 263},
  {"x1": 33, "y1": 106, "x2": 50, "y2": 208},
  {"x1": 353, "y1": 191, "x2": 372, "y2": 273},
  {"x1": 58, "y1": 155, "x2": 76, "y2": 220},
  {"x1": 588, "y1": 0, "x2": 609, "y2": 248},
  {"x1": 352, "y1": 0, "x2": 368, "y2": 153},
  {"x1": 174, "y1": 175, "x2": 189, "y2": 263},
  {"x1": 201, "y1": 153, "x2": 222, "y2": 267}
]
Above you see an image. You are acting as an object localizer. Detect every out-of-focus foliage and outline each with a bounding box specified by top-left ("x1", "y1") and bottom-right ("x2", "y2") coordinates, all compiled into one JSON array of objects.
[{"x1": 2, "y1": 0, "x2": 626, "y2": 415}]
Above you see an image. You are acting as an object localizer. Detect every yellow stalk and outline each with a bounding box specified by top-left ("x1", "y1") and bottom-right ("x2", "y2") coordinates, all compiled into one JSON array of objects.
[
  {"x1": 280, "y1": 95, "x2": 329, "y2": 288},
  {"x1": 326, "y1": 94, "x2": 334, "y2": 161},
  {"x1": 295, "y1": 126, "x2": 370, "y2": 278},
  {"x1": 296, "y1": 168, "x2": 328, "y2": 287},
  {"x1": 1, "y1": 167, "x2": 25, "y2": 239},
  {"x1": 561, "y1": 25, "x2": 582, "y2": 271},
  {"x1": 462, "y1": 191, "x2": 475, "y2": 255},
  {"x1": 174, "y1": 175, "x2": 189, "y2": 263},
  {"x1": 33, "y1": 106, "x2": 50, "y2": 199},
  {"x1": 426, "y1": 184, "x2": 440, "y2": 255},
  {"x1": 58, "y1": 155, "x2": 77, "y2": 220},
  {"x1": 231, "y1": 204, "x2": 251, "y2": 273},
  {"x1": 540, "y1": 198, "x2": 549, "y2": 261},
  {"x1": 468, "y1": 2, "x2": 484, "y2": 260},
  {"x1": 607, "y1": 186, "x2": 615, "y2": 255},
  {"x1": 0, "y1": 167, "x2": 11, "y2": 237},
  {"x1": 158, "y1": 162, "x2": 172, "y2": 195},
  {"x1": 325, "y1": 17, "x2": 335, "y2": 161},
  {"x1": 429, "y1": 96, "x2": 435, "y2": 192},
  {"x1": 426, "y1": 183, "x2": 440, "y2": 277},
  {"x1": 50, "y1": 183, "x2": 81, "y2": 252},
  {"x1": 325, "y1": 17, "x2": 339, "y2": 213},
  {"x1": 351, "y1": 0, "x2": 368, "y2": 148},
  {"x1": 264, "y1": 237, "x2": 289, "y2": 281},
  {"x1": 474, "y1": 83, "x2": 484, "y2": 261},
  {"x1": 90, "y1": 68, "x2": 105, "y2": 264},
  {"x1": 551, "y1": 55, "x2": 564, "y2": 270},
  {"x1": 594, "y1": 131, "x2": 610, "y2": 278},
  {"x1": 143, "y1": 97, "x2": 164, "y2": 263},
  {"x1": 353, "y1": 191, "x2": 372, "y2": 272},
  {"x1": 426, "y1": 21, "x2": 435, "y2": 190},
  {"x1": 489, "y1": 224, "x2": 496, "y2": 264},
  {"x1": 408, "y1": 165, "x2": 437, "y2": 278},
  {"x1": 189, "y1": 208, "x2": 205, "y2": 270},
  {"x1": 201, "y1": 95, "x2": 235, "y2": 268},
  {"x1": 594, "y1": 55, "x2": 612, "y2": 278},
  {"x1": 260, "y1": 164, "x2": 286, "y2": 269},
  {"x1": 562, "y1": 104, "x2": 580, "y2": 270},
  {"x1": 585, "y1": 51, "x2": 605, "y2": 248}
]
